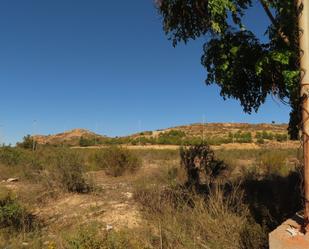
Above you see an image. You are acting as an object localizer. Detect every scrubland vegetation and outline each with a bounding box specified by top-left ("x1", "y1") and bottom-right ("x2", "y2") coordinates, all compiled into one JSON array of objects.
[
  {"x1": 0, "y1": 142, "x2": 303, "y2": 248},
  {"x1": 76, "y1": 129, "x2": 289, "y2": 147}
]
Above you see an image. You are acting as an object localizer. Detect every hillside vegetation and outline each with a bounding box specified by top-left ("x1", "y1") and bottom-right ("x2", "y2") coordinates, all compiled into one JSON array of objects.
[{"x1": 26, "y1": 123, "x2": 290, "y2": 147}]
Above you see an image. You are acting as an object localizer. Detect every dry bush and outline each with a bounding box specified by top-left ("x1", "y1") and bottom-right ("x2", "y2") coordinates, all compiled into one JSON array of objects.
[
  {"x1": 93, "y1": 146, "x2": 141, "y2": 177},
  {"x1": 180, "y1": 143, "x2": 229, "y2": 189},
  {"x1": 49, "y1": 150, "x2": 91, "y2": 193},
  {"x1": 133, "y1": 181, "x2": 267, "y2": 249},
  {"x1": 24, "y1": 149, "x2": 92, "y2": 194}
]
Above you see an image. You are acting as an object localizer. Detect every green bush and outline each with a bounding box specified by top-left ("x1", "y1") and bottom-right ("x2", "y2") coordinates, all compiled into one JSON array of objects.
[
  {"x1": 0, "y1": 188, "x2": 35, "y2": 231},
  {"x1": 52, "y1": 150, "x2": 90, "y2": 193},
  {"x1": 183, "y1": 136, "x2": 203, "y2": 145},
  {"x1": 93, "y1": 146, "x2": 141, "y2": 177},
  {"x1": 257, "y1": 131, "x2": 274, "y2": 140},
  {"x1": 275, "y1": 133, "x2": 288, "y2": 142},
  {"x1": 157, "y1": 130, "x2": 186, "y2": 145},
  {"x1": 131, "y1": 136, "x2": 154, "y2": 145},
  {"x1": 79, "y1": 136, "x2": 95, "y2": 147},
  {"x1": 0, "y1": 147, "x2": 24, "y2": 166},
  {"x1": 233, "y1": 131, "x2": 252, "y2": 143},
  {"x1": 16, "y1": 135, "x2": 37, "y2": 150},
  {"x1": 256, "y1": 132, "x2": 288, "y2": 142}
]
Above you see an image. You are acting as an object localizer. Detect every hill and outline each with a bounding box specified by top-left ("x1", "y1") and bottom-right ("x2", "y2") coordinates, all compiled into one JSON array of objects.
[
  {"x1": 33, "y1": 128, "x2": 104, "y2": 146},
  {"x1": 122, "y1": 122, "x2": 289, "y2": 146},
  {"x1": 130, "y1": 122, "x2": 287, "y2": 138},
  {"x1": 31, "y1": 123, "x2": 289, "y2": 147}
]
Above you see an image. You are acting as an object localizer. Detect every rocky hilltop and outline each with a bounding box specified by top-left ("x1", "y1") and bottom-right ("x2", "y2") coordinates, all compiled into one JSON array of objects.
[{"x1": 33, "y1": 128, "x2": 103, "y2": 146}]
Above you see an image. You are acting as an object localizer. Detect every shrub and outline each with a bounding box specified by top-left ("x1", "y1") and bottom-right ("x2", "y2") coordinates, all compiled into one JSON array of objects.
[
  {"x1": 256, "y1": 132, "x2": 288, "y2": 142},
  {"x1": 275, "y1": 133, "x2": 288, "y2": 142},
  {"x1": 183, "y1": 136, "x2": 203, "y2": 145},
  {"x1": 0, "y1": 147, "x2": 24, "y2": 166},
  {"x1": 0, "y1": 187, "x2": 35, "y2": 231},
  {"x1": 0, "y1": 147, "x2": 45, "y2": 181},
  {"x1": 256, "y1": 138, "x2": 265, "y2": 144},
  {"x1": 255, "y1": 132, "x2": 262, "y2": 139},
  {"x1": 180, "y1": 143, "x2": 228, "y2": 189},
  {"x1": 131, "y1": 136, "x2": 153, "y2": 145},
  {"x1": 93, "y1": 146, "x2": 141, "y2": 177},
  {"x1": 157, "y1": 130, "x2": 186, "y2": 145},
  {"x1": 227, "y1": 132, "x2": 252, "y2": 143},
  {"x1": 16, "y1": 135, "x2": 37, "y2": 150},
  {"x1": 79, "y1": 136, "x2": 95, "y2": 147},
  {"x1": 51, "y1": 150, "x2": 90, "y2": 193},
  {"x1": 259, "y1": 131, "x2": 274, "y2": 140}
]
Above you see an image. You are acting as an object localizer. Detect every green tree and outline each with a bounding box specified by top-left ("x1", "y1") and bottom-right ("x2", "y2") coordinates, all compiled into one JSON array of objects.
[
  {"x1": 16, "y1": 135, "x2": 37, "y2": 150},
  {"x1": 157, "y1": 0, "x2": 300, "y2": 138}
]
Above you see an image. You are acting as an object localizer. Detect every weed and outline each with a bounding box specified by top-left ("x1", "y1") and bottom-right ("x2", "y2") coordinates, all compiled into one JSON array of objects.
[
  {"x1": 134, "y1": 181, "x2": 266, "y2": 249},
  {"x1": 258, "y1": 150, "x2": 290, "y2": 176},
  {"x1": 64, "y1": 223, "x2": 146, "y2": 249}
]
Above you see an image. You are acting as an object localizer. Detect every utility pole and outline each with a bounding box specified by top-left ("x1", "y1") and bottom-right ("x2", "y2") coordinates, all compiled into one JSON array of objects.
[
  {"x1": 298, "y1": 0, "x2": 309, "y2": 230},
  {"x1": 0, "y1": 124, "x2": 3, "y2": 146},
  {"x1": 95, "y1": 122, "x2": 98, "y2": 146},
  {"x1": 138, "y1": 120, "x2": 142, "y2": 146},
  {"x1": 32, "y1": 120, "x2": 37, "y2": 152},
  {"x1": 202, "y1": 115, "x2": 205, "y2": 142}
]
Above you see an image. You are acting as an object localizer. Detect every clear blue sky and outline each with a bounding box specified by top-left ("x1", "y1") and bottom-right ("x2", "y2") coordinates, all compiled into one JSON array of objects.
[{"x1": 0, "y1": 0, "x2": 290, "y2": 144}]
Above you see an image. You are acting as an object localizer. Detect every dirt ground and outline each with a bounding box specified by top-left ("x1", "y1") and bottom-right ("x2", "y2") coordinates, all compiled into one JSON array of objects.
[
  {"x1": 1, "y1": 171, "x2": 143, "y2": 235},
  {"x1": 0, "y1": 153, "x2": 172, "y2": 239}
]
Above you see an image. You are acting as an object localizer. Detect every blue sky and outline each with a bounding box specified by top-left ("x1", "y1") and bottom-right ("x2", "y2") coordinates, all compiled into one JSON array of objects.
[{"x1": 0, "y1": 0, "x2": 290, "y2": 144}]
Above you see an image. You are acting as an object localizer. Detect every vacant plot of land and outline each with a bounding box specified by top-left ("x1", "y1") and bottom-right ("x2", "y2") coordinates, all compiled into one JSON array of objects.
[{"x1": 0, "y1": 145, "x2": 302, "y2": 248}]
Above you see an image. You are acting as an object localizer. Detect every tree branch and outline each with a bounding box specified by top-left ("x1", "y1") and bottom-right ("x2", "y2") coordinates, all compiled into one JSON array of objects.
[
  {"x1": 259, "y1": 0, "x2": 290, "y2": 45},
  {"x1": 259, "y1": 0, "x2": 277, "y2": 25}
]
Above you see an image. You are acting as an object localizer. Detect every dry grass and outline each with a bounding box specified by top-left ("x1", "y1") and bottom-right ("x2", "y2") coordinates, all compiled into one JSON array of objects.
[{"x1": 0, "y1": 145, "x2": 302, "y2": 248}]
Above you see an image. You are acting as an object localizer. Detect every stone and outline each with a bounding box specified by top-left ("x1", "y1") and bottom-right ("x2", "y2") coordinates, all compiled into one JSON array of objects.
[
  {"x1": 269, "y1": 214, "x2": 309, "y2": 249},
  {"x1": 106, "y1": 224, "x2": 113, "y2": 231},
  {"x1": 7, "y1": 178, "x2": 18, "y2": 183}
]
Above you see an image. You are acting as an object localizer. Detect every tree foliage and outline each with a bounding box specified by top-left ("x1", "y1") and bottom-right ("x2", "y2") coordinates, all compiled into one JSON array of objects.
[
  {"x1": 157, "y1": 0, "x2": 300, "y2": 138},
  {"x1": 16, "y1": 135, "x2": 37, "y2": 150}
]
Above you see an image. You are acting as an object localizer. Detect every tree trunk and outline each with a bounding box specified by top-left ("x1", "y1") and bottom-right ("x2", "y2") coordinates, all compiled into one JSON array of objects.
[{"x1": 298, "y1": 0, "x2": 309, "y2": 230}]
